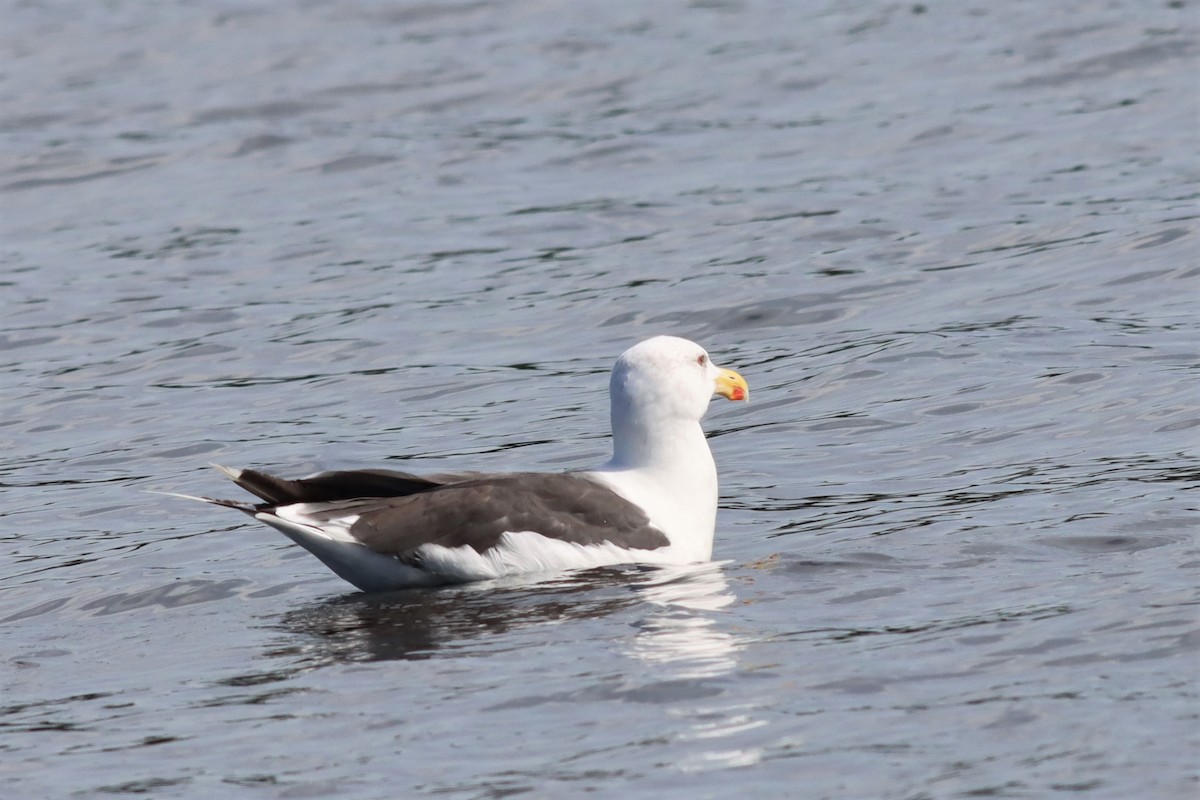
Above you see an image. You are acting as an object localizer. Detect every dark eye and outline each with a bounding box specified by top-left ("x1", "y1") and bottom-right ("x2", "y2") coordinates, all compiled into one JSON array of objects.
[{"x1": 697, "y1": 354, "x2": 707, "y2": 366}]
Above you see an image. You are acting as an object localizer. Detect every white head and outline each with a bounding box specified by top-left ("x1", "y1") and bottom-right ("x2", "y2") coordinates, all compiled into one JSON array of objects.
[{"x1": 608, "y1": 336, "x2": 748, "y2": 467}]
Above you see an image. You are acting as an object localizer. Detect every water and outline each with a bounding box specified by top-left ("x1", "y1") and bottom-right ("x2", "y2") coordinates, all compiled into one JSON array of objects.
[{"x1": 3, "y1": 1, "x2": 1197, "y2": 797}]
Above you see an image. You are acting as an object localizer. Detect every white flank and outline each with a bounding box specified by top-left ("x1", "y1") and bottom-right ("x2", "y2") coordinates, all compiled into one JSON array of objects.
[
  {"x1": 254, "y1": 511, "x2": 439, "y2": 592},
  {"x1": 414, "y1": 531, "x2": 679, "y2": 583},
  {"x1": 271, "y1": 504, "x2": 361, "y2": 543}
]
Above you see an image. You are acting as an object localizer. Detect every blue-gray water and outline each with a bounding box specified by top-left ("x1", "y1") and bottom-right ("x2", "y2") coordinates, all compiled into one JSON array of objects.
[{"x1": 3, "y1": 1, "x2": 1198, "y2": 798}]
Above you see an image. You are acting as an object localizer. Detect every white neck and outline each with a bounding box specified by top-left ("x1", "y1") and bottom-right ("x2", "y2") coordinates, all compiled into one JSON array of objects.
[{"x1": 590, "y1": 415, "x2": 719, "y2": 561}]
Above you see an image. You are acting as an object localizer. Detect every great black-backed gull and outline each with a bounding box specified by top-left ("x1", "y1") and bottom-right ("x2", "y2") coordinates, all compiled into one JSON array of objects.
[{"x1": 172, "y1": 336, "x2": 748, "y2": 592}]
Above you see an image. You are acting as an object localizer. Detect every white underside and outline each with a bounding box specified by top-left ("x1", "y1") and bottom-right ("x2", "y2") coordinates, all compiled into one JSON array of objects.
[{"x1": 257, "y1": 511, "x2": 690, "y2": 593}]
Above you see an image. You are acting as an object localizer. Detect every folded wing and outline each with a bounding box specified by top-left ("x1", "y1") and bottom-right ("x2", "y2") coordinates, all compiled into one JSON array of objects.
[{"x1": 241, "y1": 470, "x2": 670, "y2": 563}]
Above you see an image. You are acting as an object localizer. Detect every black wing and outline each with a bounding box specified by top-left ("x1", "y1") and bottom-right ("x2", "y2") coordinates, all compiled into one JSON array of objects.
[
  {"x1": 255, "y1": 472, "x2": 669, "y2": 558},
  {"x1": 228, "y1": 467, "x2": 477, "y2": 505}
]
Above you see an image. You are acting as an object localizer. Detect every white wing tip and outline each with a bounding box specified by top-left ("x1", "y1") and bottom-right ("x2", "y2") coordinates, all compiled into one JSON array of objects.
[
  {"x1": 145, "y1": 488, "x2": 219, "y2": 504},
  {"x1": 210, "y1": 463, "x2": 243, "y2": 481},
  {"x1": 145, "y1": 488, "x2": 254, "y2": 512}
]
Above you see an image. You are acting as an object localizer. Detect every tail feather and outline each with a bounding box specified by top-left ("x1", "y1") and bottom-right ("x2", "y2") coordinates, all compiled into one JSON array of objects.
[
  {"x1": 210, "y1": 463, "x2": 454, "y2": 504},
  {"x1": 146, "y1": 489, "x2": 258, "y2": 515}
]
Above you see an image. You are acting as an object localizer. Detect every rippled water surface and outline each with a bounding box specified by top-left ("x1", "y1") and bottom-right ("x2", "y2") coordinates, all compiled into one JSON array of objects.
[{"x1": 3, "y1": 1, "x2": 1198, "y2": 798}]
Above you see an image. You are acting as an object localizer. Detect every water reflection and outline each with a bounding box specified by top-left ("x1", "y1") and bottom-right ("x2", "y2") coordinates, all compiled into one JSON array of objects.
[
  {"x1": 267, "y1": 561, "x2": 744, "y2": 681},
  {"x1": 269, "y1": 562, "x2": 746, "y2": 674},
  {"x1": 263, "y1": 562, "x2": 767, "y2": 771},
  {"x1": 627, "y1": 563, "x2": 771, "y2": 772},
  {"x1": 263, "y1": 563, "x2": 739, "y2": 680},
  {"x1": 271, "y1": 568, "x2": 643, "y2": 666},
  {"x1": 628, "y1": 562, "x2": 743, "y2": 679}
]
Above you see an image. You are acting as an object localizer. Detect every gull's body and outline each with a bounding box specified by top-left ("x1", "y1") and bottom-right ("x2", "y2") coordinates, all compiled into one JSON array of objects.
[{"x1": 175, "y1": 336, "x2": 748, "y2": 592}]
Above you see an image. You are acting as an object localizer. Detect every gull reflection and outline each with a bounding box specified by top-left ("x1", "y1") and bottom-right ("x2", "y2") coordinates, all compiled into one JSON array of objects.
[
  {"x1": 260, "y1": 561, "x2": 768, "y2": 772},
  {"x1": 628, "y1": 562, "x2": 771, "y2": 772},
  {"x1": 628, "y1": 561, "x2": 743, "y2": 679},
  {"x1": 272, "y1": 571, "x2": 641, "y2": 666}
]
